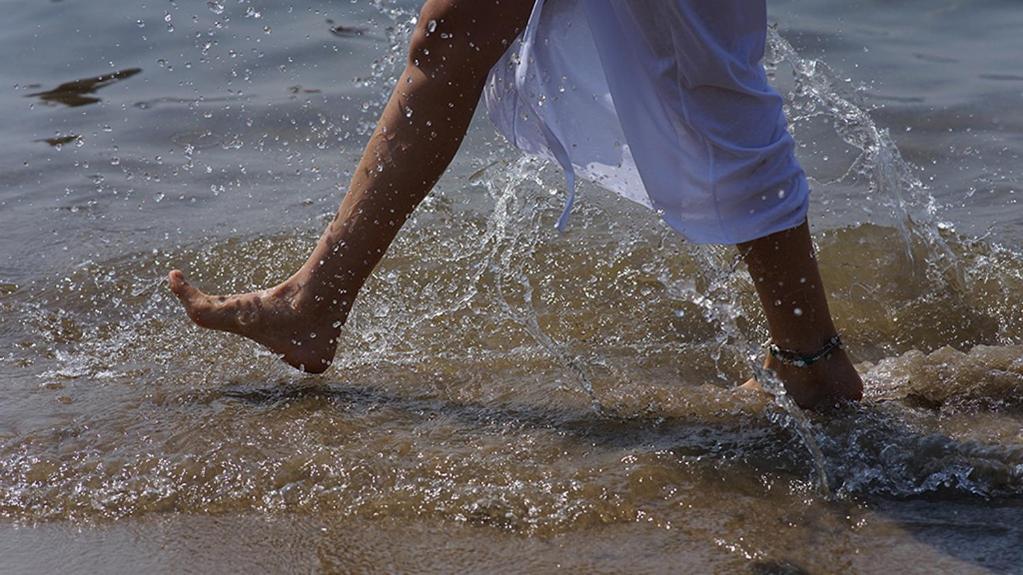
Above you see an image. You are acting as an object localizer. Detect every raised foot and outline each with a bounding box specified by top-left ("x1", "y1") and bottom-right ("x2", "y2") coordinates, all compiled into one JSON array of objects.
[
  {"x1": 740, "y1": 348, "x2": 864, "y2": 410},
  {"x1": 167, "y1": 269, "x2": 343, "y2": 373}
]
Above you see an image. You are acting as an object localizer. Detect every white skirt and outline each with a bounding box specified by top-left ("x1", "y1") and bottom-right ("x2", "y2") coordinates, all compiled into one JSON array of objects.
[{"x1": 483, "y1": 0, "x2": 809, "y2": 245}]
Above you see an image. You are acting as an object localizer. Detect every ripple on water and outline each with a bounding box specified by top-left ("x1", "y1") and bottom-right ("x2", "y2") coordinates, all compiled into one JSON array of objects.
[{"x1": 1, "y1": 222, "x2": 1022, "y2": 528}]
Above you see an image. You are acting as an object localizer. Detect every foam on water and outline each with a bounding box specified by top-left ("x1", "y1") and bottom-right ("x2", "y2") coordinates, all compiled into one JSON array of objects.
[{"x1": 4, "y1": 210, "x2": 1023, "y2": 524}]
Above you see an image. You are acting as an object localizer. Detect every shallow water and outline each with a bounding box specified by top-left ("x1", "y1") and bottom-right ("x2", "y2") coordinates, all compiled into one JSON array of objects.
[{"x1": 2, "y1": 1, "x2": 1023, "y2": 573}]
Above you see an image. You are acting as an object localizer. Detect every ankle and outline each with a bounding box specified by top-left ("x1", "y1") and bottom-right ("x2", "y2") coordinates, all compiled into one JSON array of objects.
[
  {"x1": 768, "y1": 329, "x2": 839, "y2": 354},
  {"x1": 762, "y1": 347, "x2": 863, "y2": 407},
  {"x1": 767, "y1": 334, "x2": 843, "y2": 369},
  {"x1": 765, "y1": 347, "x2": 848, "y2": 377},
  {"x1": 277, "y1": 268, "x2": 357, "y2": 324}
]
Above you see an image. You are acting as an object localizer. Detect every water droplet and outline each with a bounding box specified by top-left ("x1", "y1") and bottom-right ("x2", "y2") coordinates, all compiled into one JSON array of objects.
[
  {"x1": 207, "y1": 1, "x2": 224, "y2": 15},
  {"x1": 427, "y1": 19, "x2": 437, "y2": 33},
  {"x1": 793, "y1": 308, "x2": 803, "y2": 317},
  {"x1": 404, "y1": 107, "x2": 413, "y2": 118},
  {"x1": 136, "y1": 18, "x2": 145, "y2": 28}
]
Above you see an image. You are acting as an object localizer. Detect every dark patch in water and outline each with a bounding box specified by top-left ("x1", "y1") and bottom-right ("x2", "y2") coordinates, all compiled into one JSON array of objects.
[
  {"x1": 133, "y1": 95, "x2": 243, "y2": 110},
  {"x1": 863, "y1": 91, "x2": 926, "y2": 104},
  {"x1": 37, "y1": 134, "x2": 80, "y2": 147},
  {"x1": 750, "y1": 560, "x2": 812, "y2": 575},
  {"x1": 287, "y1": 85, "x2": 322, "y2": 98},
  {"x1": 913, "y1": 52, "x2": 959, "y2": 64},
  {"x1": 979, "y1": 73, "x2": 1023, "y2": 82},
  {"x1": 326, "y1": 18, "x2": 367, "y2": 38},
  {"x1": 26, "y1": 68, "x2": 141, "y2": 107}
]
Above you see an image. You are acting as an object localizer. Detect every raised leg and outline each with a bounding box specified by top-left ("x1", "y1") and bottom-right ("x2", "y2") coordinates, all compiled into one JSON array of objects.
[
  {"x1": 740, "y1": 220, "x2": 863, "y2": 408},
  {"x1": 169, "y1": 0, "x2": 534, "y2": 372}
]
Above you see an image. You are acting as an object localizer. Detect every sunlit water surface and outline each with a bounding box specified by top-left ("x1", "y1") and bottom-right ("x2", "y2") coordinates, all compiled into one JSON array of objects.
[{"x1": 2, "y1": 0, "x2": 1023, "y2": 573}]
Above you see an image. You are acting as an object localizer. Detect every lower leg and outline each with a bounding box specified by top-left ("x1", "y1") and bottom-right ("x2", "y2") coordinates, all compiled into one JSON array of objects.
[
  {"x1": 739, "y1": 220, "x2": 863, "y2": 408},
  {"x1": 168, "y1": 0, "x2": 533, "y2": 372}
]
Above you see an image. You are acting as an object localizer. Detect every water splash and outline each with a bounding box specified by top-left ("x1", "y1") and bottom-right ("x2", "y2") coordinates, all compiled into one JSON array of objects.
[
  {"x1": 7, "y1": 5, "x2": 1023, "y2": 534},
  {"x1": 767, "y1": 27, "x2": 963, "y2": 290}
]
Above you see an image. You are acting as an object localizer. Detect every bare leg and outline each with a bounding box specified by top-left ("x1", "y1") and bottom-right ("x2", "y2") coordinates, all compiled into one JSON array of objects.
[
  {"x1": 740, "y1": 220, "x2": 863, "y2": 408},
  {"x1": 168, "y1": 0, "x2": 534, "y2": 372}
]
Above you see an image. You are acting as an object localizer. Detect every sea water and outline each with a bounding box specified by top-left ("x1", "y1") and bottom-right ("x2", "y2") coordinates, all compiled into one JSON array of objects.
[{"x1": 1, "y1": 1, "x2": 1023, "y2": 572}]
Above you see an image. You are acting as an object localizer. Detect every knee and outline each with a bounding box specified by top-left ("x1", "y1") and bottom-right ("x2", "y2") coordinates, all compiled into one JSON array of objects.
[{"x1": 407, "y1": 1, "x2": 527, "y2": 81}]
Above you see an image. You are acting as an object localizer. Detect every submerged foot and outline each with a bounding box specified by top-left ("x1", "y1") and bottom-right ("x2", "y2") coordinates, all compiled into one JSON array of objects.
[
  {"x1": 740, "y1": 348, "x2": 863, "y2": 410},
  {"x1": 167, "y1": 269, "x2": 344, "y2": 373}
]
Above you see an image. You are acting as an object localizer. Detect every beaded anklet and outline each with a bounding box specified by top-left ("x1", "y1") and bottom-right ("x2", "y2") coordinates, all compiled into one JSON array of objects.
[{"x1": 766, "y1": 335, "x2": 843, "y2": 368}]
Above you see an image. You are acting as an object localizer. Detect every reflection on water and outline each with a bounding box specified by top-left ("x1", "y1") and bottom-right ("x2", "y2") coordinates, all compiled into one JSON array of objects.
[
  {"x1": 37, "y1": 134, "x2": 80, "y2": 147},
  {"x1": 977, "y1": 73, "x2": 1023, "y2": 83},
  {"x1": 325, "y1": 18, "x2": 367, "y2": 38},
  {"x1": 26, "y1": 68, "x2": 141, "y2": 107},
  {"x1": 132, "y1": 94, "x2": 243, "y2": 110}
]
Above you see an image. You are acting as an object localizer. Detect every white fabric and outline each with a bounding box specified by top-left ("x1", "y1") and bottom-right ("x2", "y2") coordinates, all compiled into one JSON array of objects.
[{"x1": 483, "y1": 0, "x2": 810, "y2": 245}]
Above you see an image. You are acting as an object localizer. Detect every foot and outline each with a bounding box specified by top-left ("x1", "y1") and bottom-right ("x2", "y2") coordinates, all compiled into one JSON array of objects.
[
  {"x1": 741, "y1": 348, "x2": 863, "y2": 409},
  {"x1": 167, "y1": 269, "x2": 345, "y2": 373}
]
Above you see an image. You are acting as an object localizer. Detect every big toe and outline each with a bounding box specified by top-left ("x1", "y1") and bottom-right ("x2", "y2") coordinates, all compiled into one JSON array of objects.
[
  {"x1": 168, "y1": 270, "x2": 211, "y2": 320},
  {"x1": 168, "y1": 270, "x2": 200, "y2": 300}
]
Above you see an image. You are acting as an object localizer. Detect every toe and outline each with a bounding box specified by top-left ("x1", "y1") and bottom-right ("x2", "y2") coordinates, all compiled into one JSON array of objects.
[
  {"x1": 168, "y1": 270, "x2": 196, "y2": 299},
  {"x1": 168, "y1": 270, "x2": 206, "y2": 304},
  {"x1": 167, "y1": 270, "x2": 213, "y2": 325}
]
